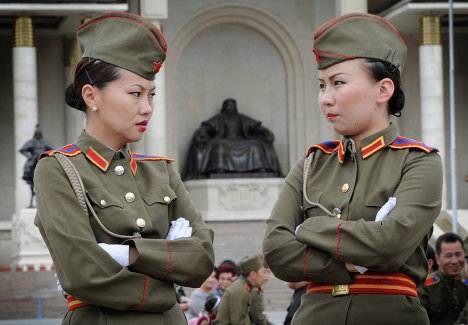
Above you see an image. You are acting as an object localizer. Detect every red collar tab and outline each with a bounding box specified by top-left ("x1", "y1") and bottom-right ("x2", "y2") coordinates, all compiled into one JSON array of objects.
[
  {"x1": 153, "y1": 61, "x2": 163, "y2": 73},
  {"x1": 86, "y1": 146, "x2": 110, "y2": 172},
  {"x1": 244, "y1": 283, "x2": 251, "y2": 291},
  {"x1": 389, "y1": 137, "x2": 439, "y2": 153},
  {"x1": 39, "y1": 144, "x2": 82, "y2": 160},
  {"x1": 361, "y1": 136, "x2": 386, "y2": 159}
]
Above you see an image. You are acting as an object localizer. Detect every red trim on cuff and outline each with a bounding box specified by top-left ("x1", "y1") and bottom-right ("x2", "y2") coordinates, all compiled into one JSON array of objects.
[
  {"x1": 303, "y1": 248, "x2": 311, "y2": 280},
  {"x1": 163, "y1": 240, "x2": 172, "y2": 278},
  {"x1": 137, "y1": 275, "x2": 148, "y2": 310},
  {"x1": 336, "y1": 222, "x2": 345, "y2": 261}
]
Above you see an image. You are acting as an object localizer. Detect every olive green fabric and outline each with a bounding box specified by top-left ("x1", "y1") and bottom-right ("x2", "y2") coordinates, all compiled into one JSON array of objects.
[
  {"x1": 238, "y1": 255, "x2": 262, "y2": 275},
  {"x1": 77, "y1": 12, "x2": 167, "y2": 80},
  {"x1": 34, "y1": 131, "x2": 215, "y2": 324},
  {"x1": 313, "y1": 13, "x2": 407, "y2": 72},
  {"x1": 263, "y1": 124, "x2": 442, "y2": 325},
  {"x1": 248, "y1": 288, "x2": 272, "y2": 325},
  {"x1": 418, "y1": 270, "x2": 468, "y2": 325},
  {"x1": 214, "y1": 276, "x2": 257, "y2": 325},
  {"x1": 455, "y1": 300, "x2": 468, "y2": 325}
]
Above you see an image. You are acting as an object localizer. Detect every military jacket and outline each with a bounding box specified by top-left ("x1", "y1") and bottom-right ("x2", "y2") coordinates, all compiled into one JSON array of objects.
[
  {"x1": 34, "y1": 131, "x2": 215, "y2": 325},
  {"x1": 419, "y1": 269, "x2": 468, "y2": 325},
  {"x1": 214, "y1": 276, "x2": 257, "y2": 325},
  {"x1": 263, "y1": 124, "x2": 442, "y2": 325},
  {"x1": 248, "y1": 287, "x2": 272, "y2": 325}
]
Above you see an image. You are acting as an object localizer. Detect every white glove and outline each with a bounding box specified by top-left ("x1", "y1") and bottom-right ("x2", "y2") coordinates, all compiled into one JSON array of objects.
[
  {"x1": 98, "y1": 243, "x2": 130, "y2": 266},
  {"x1": 166, "y1": 217, "x2": 192, "y2": 240},
  {"x1": 353, "y1": 197, "x2": 397, "y2": 274},
  {"x1": 55, "y1": 273, "x2": 68, "y2": 296}
]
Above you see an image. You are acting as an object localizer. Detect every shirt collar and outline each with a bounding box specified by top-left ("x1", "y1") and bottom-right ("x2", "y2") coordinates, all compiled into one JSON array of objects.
[
  {"x1": 339, "y1": 124, "x2": 399, "y2": 163},
  {"x1": 75, "y1": 131, "x2": 130, "y2": 172}
]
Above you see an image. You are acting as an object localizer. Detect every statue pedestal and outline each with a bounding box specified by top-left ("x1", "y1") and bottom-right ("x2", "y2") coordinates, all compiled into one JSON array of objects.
[
  {"x1": 185, "y1": 178, "x2": 284, "y2": 221},
  {"x1": 11, "y1": 208, "x2": 53, "y2": 269}
]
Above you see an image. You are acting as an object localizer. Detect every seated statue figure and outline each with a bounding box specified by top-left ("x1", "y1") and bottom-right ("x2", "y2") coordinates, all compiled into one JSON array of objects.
[{"x1": 184, "y1": 98, "x2": 282, "y2": 180}]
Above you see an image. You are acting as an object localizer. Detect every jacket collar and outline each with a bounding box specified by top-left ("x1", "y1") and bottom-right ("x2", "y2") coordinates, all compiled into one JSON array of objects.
[
  {"x1": 75, "y1": 131, "x2": 131, "y2": 173},
  {"x1": 339, "y1": 124, "x2": 399, "y2": 163}
]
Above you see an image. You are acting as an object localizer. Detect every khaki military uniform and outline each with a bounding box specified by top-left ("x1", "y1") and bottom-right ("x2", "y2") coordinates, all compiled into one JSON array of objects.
[
  {"x1": 34, "y1": 132, "x2": 215, "y2": 324},
  {"x1": 263, "y1": 124, "x2": 442, "y2": 325},
  {"x1": 419, "y1": 270, "x2": 468, "y2": 325},
  {"x1": 214, "y1": 276, "x2": 259, "y2": 325},
  {"x1": 248, "y1": 287, "x2": 272, "y2": 325}
]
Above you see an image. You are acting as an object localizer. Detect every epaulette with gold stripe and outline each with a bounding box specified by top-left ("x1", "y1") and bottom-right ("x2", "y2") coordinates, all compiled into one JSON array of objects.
[
  {"x1": 129, "y1": 152, "x2": 174, "y2": 176},
  {"x1": 424, "y1": 275, "x2": 439, "y2": 286},
  {"x1": 306, "y1": 140, "x2": 341, "y2": 157},
  {"x1": 39, "y1": 144, "x2": 82, "y2": 160},
  {"x1": 389, "y1": 137, "x2": 438, "y2": 153}
]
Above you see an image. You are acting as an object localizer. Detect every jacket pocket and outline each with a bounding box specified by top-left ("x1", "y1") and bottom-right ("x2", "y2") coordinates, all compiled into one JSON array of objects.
[
  {"x1": 86, "y1": 188, "x2": 124, "y2": 209},
  {"x1": 141, "y1": 184, "x2": 177, "y2": 206}
]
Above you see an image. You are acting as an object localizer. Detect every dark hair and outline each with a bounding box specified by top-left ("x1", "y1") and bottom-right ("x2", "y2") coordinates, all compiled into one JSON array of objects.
[
  {"x1": 204, "y1": 295, "x2": 219, "y2": 313},
  {"x1": 65, "y1": 58, "x2": 121, "y2": 112},
  {"x1": 364, "y1": 58, "x2": 405, "y2": 117},
  {"x1": 215, "y1": 264, "x2": 237, "y2": 280},
  {"x1": 426, "y1": 245, "x2": 439, "y2": 271},
  {"x1": 435, "y1": 232, "x2": 464, "y2": 255}
]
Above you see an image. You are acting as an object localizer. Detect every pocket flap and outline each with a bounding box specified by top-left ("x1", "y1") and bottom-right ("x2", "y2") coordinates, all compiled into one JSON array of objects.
[{"x1": 142, "y1": 184, "x2": 177, "y2": 206}]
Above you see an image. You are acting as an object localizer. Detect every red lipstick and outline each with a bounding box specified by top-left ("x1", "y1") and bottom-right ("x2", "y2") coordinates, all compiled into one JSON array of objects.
[{"x1": 136, "y1": 120, "x2": 148, "y2": 131}]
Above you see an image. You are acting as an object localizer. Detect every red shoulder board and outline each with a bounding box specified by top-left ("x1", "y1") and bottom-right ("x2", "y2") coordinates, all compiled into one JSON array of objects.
[
  {"x1": 389, "y1": 137, "x2": 438, "y2": 153},
  {"x1": 39, "y1": 144, "x2": 82, "y2": 160},
  {"x1": 129, "y1": 152, "x2": 174, "y2": 176},
  {"x1": 424, "y1": 276, "x2": 439, "y2": 286},
  {"x1": 130, "y1": 153, "x2": 174, "y2": 162},
  {"x1": 306, "y1": 140, "x2": 340, "y2": 156}
]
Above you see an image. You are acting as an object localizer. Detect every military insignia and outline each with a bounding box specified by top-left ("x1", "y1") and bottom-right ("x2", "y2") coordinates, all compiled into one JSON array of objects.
[
  {"x1": 389, "y1": 137, "x2": 438, "y2": 153},
  {"x1": 153, "y1": 61, "x2": 163, "y2": 73},
  {"x1": 307, "y1": 140, "x2": 341, "y2": 156},
  {"x1": 244, "y1": 283, "x2": 251, "y2": 291},
  {"x1": 362, "y1": 136, "x2": 386, "y2": 159},
  {"x1": 86, "y1": 146, "x2": 110, "y2": 172},
  {"x1": 129, "y1": 152, "x2": 174, "y2": 176},
  {"x1": 39, "y1": 144, "x2": 82, "y2": 160},
  {"x1": 424, "y1": 276, "x2": 439, "y2": 286}
]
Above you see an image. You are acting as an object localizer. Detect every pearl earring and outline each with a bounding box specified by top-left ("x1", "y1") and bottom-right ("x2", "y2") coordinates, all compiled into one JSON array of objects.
[{"x1": 92, "y1": 106, "x2": 98, "y2": 112}]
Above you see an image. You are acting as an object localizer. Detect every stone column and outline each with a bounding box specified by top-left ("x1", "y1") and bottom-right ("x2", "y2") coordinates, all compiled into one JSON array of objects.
[
  {"x1": 337, "y1": 0, "x2": 367, "y2": 15},
  {"x1": 63, "y1": 37, "x2": 84, "y2": 143},
  {"x1": 419, "y1": 16, "x2": 446, "y2": 207},
  {"x1": 13, "y1": 17, "x2": 38, "y2": 211}
]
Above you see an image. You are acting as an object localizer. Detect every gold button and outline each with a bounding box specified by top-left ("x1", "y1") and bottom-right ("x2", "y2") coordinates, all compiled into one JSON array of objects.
[
  {"x1": 136, "y1": 218, "x2": 146, "y2": 228},
  {"x1": 163, "y1": 196, "x2": 171, "y2": 203},
  {"x1": 114, "y1": 165, "x2": 124, "y2": 176},
  {"x1": 342, "y1": 183, "x2": 349, "y2": 193},
  {"x1": 100, "y1": 200, "x2": 107, "y2": 207},
  {"x1": 125, "y1": 192, "x2": 135, "y2": 202}
]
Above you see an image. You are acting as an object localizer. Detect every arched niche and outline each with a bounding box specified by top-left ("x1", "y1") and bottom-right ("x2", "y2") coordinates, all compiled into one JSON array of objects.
[{"x1": 165, "y1": 5, "x2": 305, "y2": 173}]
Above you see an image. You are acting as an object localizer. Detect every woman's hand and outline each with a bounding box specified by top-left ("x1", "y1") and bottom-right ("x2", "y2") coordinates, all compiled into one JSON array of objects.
[{"x1": 345, "y1": 262, "x2": 359, "y2": 273}]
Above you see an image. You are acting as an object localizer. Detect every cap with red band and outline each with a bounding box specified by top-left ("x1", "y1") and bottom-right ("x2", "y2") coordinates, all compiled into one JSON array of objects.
[
  {"x1": 77, "y1": 12, "x2": 167, "y2": 80},
  {"x1": 313, "y1": 12, "x2": 407, "y2": 73}
]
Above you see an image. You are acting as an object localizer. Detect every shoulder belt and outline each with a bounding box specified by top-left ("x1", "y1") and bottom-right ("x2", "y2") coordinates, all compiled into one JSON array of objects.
[
  {"x1": 306, "y1": 140, "x2": 341, "y2": 157},
  {"x1": 39, "y1": 144, "x2": 82, "y2": 160},
  {"x1": 389, "y1": 137, "x2": 438, "y2": 153},
  {"x1": 424, "y1": 276, "x2": 440, "y2": 286}
]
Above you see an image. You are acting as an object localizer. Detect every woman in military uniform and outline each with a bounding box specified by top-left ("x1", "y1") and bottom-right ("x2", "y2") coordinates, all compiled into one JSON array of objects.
[
  {"x1": 263, "y1": 13, "x2": 442, "y2": 325},
  {"x1": 34, "y1": 12, "x2": 215, "y2": 324}
]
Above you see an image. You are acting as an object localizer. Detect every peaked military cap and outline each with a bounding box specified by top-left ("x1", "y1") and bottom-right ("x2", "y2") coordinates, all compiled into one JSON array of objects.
[
  {"x1": 77, "y1": 12, "x2": 167, "y2": 80},
  {"x1": 313, "y1": 13, "x2": 407, "y2": 73},
  {"x1": 238, "y1": 255, "x2": 263, "y2": 274}
]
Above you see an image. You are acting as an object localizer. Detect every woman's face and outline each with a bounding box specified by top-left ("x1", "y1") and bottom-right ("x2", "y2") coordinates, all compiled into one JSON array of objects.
[
  {"x1": 87, "y1": 68, "x2": 155, "y2": 150},
  {"x1": 318, "y1": 59, "x2": 390, "y2": 145},
  {"x1": 218, "y1": 272, "x2": 234, "y2": 291}
]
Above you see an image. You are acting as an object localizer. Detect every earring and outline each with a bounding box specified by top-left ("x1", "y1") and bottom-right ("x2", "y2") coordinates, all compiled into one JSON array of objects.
[{"x1": 92, "y1": 106, "x2": 98, "y2": 112}]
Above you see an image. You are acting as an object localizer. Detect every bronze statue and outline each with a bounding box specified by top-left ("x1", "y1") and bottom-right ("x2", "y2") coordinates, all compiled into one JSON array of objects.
[
  {"x1": 184, "y1": 98, "x2": 282, "y2": 180},
  {"x1": 19, "y1": 124, "x2": 53, "y2": 207}
]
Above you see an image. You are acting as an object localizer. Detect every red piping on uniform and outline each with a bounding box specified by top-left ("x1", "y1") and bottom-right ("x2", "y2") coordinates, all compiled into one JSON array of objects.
[
  {"x1": 137, "y1": 275, "x2": 147, "y2": 310},
  {"x1": 303, "y1": 248, "x2": 311, "y2": 280},
  {"x1": 163, "y1": 240, "x2": 172, "y2": 278},
  {"x1": 336, "y1": 222, "x2": 345, "y2": 261},
  {"x1": 78, "y1": 16, "x2": 166, "y2": 54}
]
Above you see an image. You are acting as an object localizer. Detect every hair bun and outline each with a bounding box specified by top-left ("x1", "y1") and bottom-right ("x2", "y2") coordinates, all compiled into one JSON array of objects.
[{"x1": 65, "y1": 83, "x2": 86, "y2": 111}]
